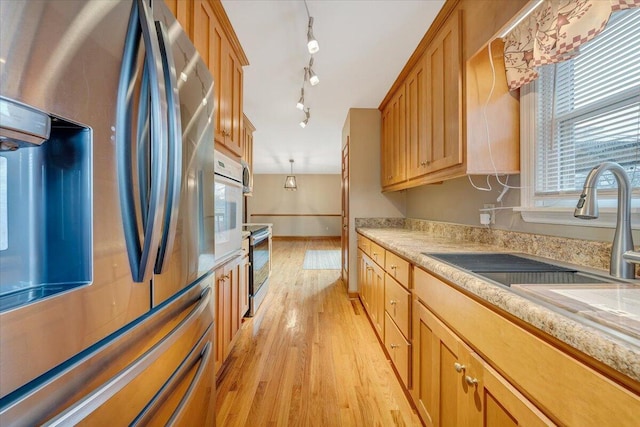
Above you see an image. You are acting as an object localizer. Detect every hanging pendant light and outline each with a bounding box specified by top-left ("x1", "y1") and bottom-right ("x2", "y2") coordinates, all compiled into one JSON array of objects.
[{"x1": 284, "y1": 159, "x2": 298, "y2": 191}]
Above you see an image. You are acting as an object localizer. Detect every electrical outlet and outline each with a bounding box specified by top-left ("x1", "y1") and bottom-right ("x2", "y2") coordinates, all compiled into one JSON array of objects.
[{"x1": 484, "y1": 204, "x2": 496, "y2": 224}]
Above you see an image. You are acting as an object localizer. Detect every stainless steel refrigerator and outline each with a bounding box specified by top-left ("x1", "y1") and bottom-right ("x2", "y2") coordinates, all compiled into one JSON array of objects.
[{"x1": 0, "y1": 0, "x2": 217, "y2": 424}]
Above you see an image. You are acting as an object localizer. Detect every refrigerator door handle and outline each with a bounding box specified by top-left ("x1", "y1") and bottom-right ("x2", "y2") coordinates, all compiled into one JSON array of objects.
[
  {"x1": 136, "y1": 64, "x2": 151, "y2": 227},
  {"x1": 154, "y1": 20, "x2": 183, "y2": 274},
  {"x1": 116, "y1": 0, "x2": 169, "y2": 283},
  {"x1": 167, "y1": 340, "x2": 212, "y2": 426},
  {"x1": 42, "y1": 287, "x2": 212, "y2": 426},
  {"x1": 131, "y1": 334, "x2": 212, "y2": 426}
]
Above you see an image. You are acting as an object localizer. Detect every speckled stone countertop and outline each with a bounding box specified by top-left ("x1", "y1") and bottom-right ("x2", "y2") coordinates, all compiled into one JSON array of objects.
[{"x1": 357, "y1": 227, "x2": 640, "y2": 384}]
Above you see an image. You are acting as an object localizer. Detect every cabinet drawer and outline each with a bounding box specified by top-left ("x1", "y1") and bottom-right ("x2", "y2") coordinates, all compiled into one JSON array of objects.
[
  {"x1": 370, "y1": 241, "x2": 385, "y2": 267},
  {"x1": 357, "y1": 234, "x2": 370, "y2": 255},
  {"x1": 385, "y1": 274, "x2": 410, "y2": 338},
  {"x1": 384, "y1": 312, "x2": 410, "y2": 388},
  {"x1": 385, "y1": 250, "x2": 410, "y2": 289}
]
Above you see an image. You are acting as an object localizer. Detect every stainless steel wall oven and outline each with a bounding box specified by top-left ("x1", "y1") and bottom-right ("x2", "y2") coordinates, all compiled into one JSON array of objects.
[{"x1": 245, "y1": 225, "x2": 271, "y2": 316}]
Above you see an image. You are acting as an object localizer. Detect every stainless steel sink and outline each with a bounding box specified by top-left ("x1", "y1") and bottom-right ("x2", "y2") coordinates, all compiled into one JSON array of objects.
[{"x1": 425, "y1": 253, "x2": 608, "y2": 286}]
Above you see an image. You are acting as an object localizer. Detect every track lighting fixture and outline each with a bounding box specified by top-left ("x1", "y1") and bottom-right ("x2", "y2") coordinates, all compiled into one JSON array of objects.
[
  {"x1": 296, "y1": 88, "x2": 305, "y2": 110},
  {"x1": 307, "y1": 16, "x2": 319, "y2": 54},
  {"x1": 299, "y1": 108, "x2": 310, "y2": 128},
  {"x1": 295, "y1": 0, "x2": 320, "y2": 126}
]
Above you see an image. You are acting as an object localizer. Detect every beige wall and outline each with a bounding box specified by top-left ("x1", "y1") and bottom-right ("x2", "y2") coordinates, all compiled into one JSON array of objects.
[
  {"x1": 405, "y1": 175, "x2": 640, "y2": 243},
  {"x1": 247, "y1": 174, "x2": 341, "y2": 237},
  {"x1": 345, "y1": 108, "x2": 406, "y2": 292}
]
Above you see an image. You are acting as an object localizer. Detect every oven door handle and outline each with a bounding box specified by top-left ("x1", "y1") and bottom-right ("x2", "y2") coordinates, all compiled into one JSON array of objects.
[
  {"x1": 214, "y1": 173, "x2": 243, "y2": 189},
  {"x1": 250, "y1": 230, "x2": 270, "y2": 245}
]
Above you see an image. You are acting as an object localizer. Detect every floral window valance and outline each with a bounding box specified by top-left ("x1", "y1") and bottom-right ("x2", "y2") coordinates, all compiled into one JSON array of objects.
[{"x1": 504, "y1": 0, "x2": 640, "y2": 91}]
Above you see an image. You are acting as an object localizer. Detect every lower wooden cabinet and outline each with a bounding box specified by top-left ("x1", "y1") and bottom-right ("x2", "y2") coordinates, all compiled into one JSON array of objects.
[
  {"x1": 215, "y1": 255, "x2": 244, "y2": 374},
  {"x1": 359, "y1": 250, "x2": 385, "y2": 338},
  {"x1": 412, "y1": 297, "x2": 553, "y2": 427}
]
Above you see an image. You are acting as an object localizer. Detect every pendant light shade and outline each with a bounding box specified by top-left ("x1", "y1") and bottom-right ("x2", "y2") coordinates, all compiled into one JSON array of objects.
[{"x1": 284, "y1": 159, "x2": 298, "y2": 191}]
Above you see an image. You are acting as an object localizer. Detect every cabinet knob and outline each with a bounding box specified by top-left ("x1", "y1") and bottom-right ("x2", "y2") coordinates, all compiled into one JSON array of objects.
[
  {"x1": 454, "y1": 362, "x2": 465, "y2": 373},
  {"x1": 420, "y1": 161, "x2": 427, "y2": 166},
  {"x1": 389, "y1": 299, "x2": 397, "y2": 305},
  {"x1": 390, "y1": 265, "x2": 397, "y2": 270},
  {"x1": 390, "y1": 344, "x2": 399, "y2": 349},
  {"x1": 465, "y1": 376, "x2": 479, "y2": 387}
]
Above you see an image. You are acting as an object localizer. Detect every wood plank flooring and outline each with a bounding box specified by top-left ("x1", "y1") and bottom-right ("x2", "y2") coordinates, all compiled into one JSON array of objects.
[{"x1": 215, "y1": 238, "x2": 422, "y2": 426}]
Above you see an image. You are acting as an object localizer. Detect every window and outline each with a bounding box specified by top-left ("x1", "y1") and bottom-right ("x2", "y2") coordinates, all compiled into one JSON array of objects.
[{"x1": 520, "y1": 8, "x2": 640, "y2": 227}]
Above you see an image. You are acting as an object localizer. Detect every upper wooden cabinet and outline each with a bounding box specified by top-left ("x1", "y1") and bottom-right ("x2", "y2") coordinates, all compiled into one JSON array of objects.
[
  {"x1": 379, "y1": 0, "x2": 522, "y2": 191},
  {"x1": 424, "y1": 10, "x2": 462, "y2": 176},
  {"x1": 242, "y1": 114, "x2": 255, "y2": 170},
  {"x1": 406, "y1": 56, "x2": 427, "y2": 180},
  {"x1": 186, "y1": 0, "x2": 248, "y2": 158},
  {"x1": 164, "y1": 0, "x2": 194, "y2": 37},
  {"x1": 380, "y1": 86, "x2": 407, "y2": 187}
]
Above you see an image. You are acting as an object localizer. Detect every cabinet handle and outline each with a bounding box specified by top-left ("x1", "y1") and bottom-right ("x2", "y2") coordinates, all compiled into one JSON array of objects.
[
  {"x1": 390, "y1": 265, "x2": 397, "y2": 270},
  {"x1": 390, "y1": 344, "x2": 399, "y2": 349},
  {"x1": 420, "y1": 161, "x2": 427, "y2": 166},
  {"x1": 465, "y1": 376, "x2": 479, "y2": 387},
  {"x1": 454, "y1": 362, "x2": 465, "y2": 373}
]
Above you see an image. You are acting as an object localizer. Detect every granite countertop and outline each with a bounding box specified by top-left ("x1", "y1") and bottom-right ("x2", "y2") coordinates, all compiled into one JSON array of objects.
[{"x1": 357, "y1": 227, "x2": 640, "y2": 383}]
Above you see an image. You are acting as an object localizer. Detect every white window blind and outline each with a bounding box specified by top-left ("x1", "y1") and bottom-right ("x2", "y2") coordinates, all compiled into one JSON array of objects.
[{"x1": 534, "y1": 8, "x2": 640, "y2": 199}]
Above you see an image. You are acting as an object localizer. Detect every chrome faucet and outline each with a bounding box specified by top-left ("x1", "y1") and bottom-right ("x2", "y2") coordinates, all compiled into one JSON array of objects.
[{"x1": 574, "y1": 162, "x2": 637, "y2": 279}]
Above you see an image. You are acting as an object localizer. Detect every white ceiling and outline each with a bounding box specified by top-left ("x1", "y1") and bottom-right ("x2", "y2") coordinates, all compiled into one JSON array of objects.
[{"x1": 221, "y1": 0, "x2": 445, "y2": 174}]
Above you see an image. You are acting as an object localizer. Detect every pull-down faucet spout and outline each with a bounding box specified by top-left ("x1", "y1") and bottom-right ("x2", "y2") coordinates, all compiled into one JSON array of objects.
[{"x1": 574, "y1": 162, "x2": 636, "y2": 279}]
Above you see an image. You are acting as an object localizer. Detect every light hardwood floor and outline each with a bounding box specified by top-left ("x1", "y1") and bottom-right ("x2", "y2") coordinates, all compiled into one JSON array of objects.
[{"x1": 215, "y1": 238, "x2": 422, "y2": 426}]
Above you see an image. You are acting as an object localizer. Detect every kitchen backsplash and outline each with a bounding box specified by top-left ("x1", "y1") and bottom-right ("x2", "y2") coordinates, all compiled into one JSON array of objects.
[{"x1": 356, "y1": 217, "x2": 621, "y2": 272}]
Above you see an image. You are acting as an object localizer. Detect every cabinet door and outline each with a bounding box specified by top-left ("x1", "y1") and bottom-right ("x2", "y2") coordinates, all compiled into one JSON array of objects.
[
  {"x1": 390, "y1": 87, "x2": 407, "y2": 185},
  {"x1": 380, "y1": 104, "x2": 393, "y2": 187},
  {"x1": 468, "y1": 352, "x2": 555, "y2": 427},
  {"x1": 425, "y1": 9, "x2": 462, "y2": 174},
  {"x1": 215, "y1": 265, "x2": 231, "y2": 373},
  {"x1": 406, "y1": 56, "x2": 428, "y2": 179},
  {"x1": 358, "y1": 250, "x2": 368, "y2": 312},
  {"x1": 242, "y1": 114, "x2": 255, "y2": 167},
  {"x1": 381, "y1": 87, "x2": 406, "y2": 187},
  {"x1": 193, "y1": 0, "x2": 217, "y2": 70},
  {"x1": 239, "y1": 254, "x2": 249, "y2": 318},
  {"x1": 164, "y1": 0, "x2": 193, "y2": 37},
  {"x1": 226, "y1": 45, "x2": 244, "y2": 156},
  {"x1": 372, "y1": 261, "x2": 385, "y2": 337},
  {"x1": 229, "y1": 258, "x2": 240, "y2": 341},
  {"x1": 413, "y1": 298, "x2": 467, "y2": 427}
]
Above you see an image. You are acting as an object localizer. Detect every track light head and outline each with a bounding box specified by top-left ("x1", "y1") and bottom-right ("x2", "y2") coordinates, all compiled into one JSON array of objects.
[
  {"x1": 299, "y1": 108, "x2": 310, "y2": 128},
  {"x1": 307, "y1": 57, "x2": 319, "y2": 86},
  {"x1": 296, "y1": 88, "x2": 305, "y2": 110},
  {"x1": 309, "y1": 69, "x2": 319, "y2": 86},
  {"x1": 307, "y1": 17, "x2": 319, "y2": 54}
]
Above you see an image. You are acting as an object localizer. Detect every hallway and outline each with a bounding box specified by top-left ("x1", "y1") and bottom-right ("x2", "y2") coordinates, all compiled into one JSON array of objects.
[{"x1": 215, "y1": 238, "x2": 421, "y2": 426}]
